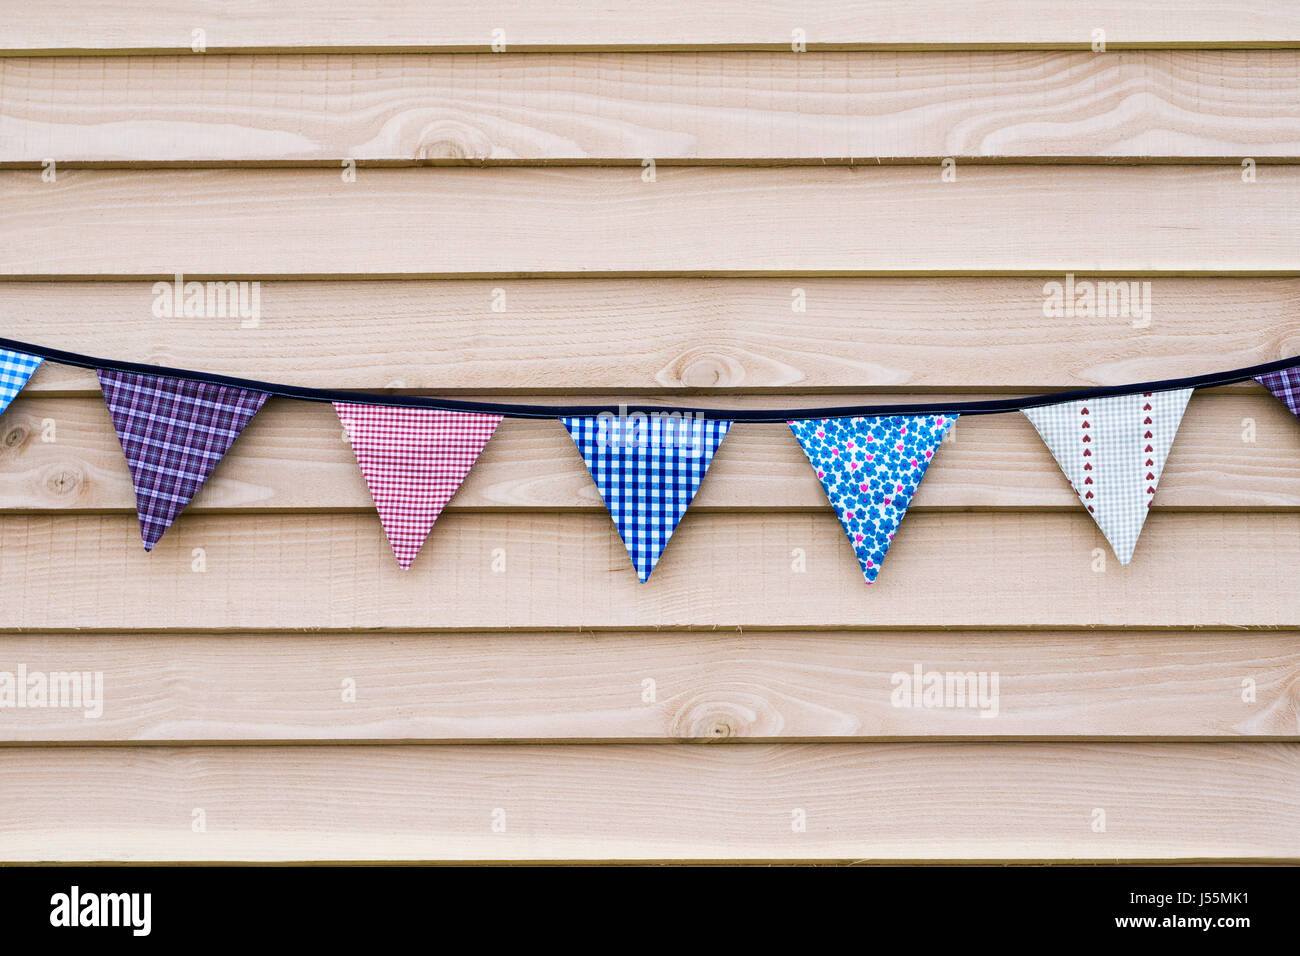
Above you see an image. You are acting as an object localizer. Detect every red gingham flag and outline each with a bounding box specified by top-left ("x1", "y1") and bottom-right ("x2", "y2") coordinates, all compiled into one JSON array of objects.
[{"x1": 334, "y1": 403, "x2": 502, "y2": 569}]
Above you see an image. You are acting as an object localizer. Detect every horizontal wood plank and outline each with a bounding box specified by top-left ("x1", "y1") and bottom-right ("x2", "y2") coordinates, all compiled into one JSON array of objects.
[
  {"x1": 0, "y1": 512, "x2": 1295, "y2": 629},
  {"x1": 0, "y1": 394, "x2": 1297, "y2": 512},
  {"x1": 1, "y1": 744, "x2": 1295, "y2": 861},
  {"x1": 5, "y1": 52, "x2": 1299, "y2": 163},
  {"x1": 2, "y1": 2, "x2": 1297, "y2": 52},
  {"x1": 6, "y1": 277, "x2": 1300, "y2": 392},
  {"x1": 3, "y1": 166, "x2": 1296, "y2": 276},
  {"x1": 0, "y1": 630, "x2": 1294, "y2": 742}
]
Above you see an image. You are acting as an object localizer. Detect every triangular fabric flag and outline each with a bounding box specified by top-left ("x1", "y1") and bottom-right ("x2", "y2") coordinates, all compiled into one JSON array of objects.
[
  {"x1": 98, "y1": 370, "x2": 270, "y2": 550},
  {"x1": 1255, "y1": 367, "x2": 1300, "y2": 420},
  {"x1": 562, "y1": 414, "x2": 731, "y2": 582},
  {"x1": 335, "y1": 403, "x2": 502, "y2": 569},
  {"x1": 0, "y1": 348, "x2": 43, "y2": 416},
  {"x1": 1023, "y1": 388, "x2": 1192, "y2": 565},
  {"x1": 789, "y1": 414, "x2": 955, "y2": 583}
]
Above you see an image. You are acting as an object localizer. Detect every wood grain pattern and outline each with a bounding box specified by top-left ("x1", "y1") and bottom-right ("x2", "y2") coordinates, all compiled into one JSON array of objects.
[
  {"x1": 3, "y1": 7, "x2": 1298, "y2": 867},
  {"x1": 3, "y1": 1, "x2": 1297, "y2": 52},
  {"x1": 6, "y1": 52, "x2": 1299, "y2": 163},
  {"x1": 1, "y1": 394, "x2": 1297, "y2": 512},
  {"x1": 3, "y1": 166, "x2": 1296, "y2": 276},
  {"x1": 1, "y1": 744, "x2": 1295, "y2": 861},
  {"x1": 7, "y1": 277, "x2": 1300, "y2": 392},
  {"x1": 0, "y1": 630, "x2": 1293, "y2": 742},
  {"x1": 0, "y1": 512, "x2": 1295, "y2": 630}
]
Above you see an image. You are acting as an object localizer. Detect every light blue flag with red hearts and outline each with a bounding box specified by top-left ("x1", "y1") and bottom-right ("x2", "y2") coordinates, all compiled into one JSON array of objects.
[
  {"x1": 1023, "y1": 389, "x2": 1191, "y2": 565},
  {"x1": 789, "y1": 414, "x2": 956, "y2": 583}
]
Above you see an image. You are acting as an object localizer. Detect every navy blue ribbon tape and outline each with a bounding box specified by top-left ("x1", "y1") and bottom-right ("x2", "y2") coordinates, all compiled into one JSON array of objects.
[{"x1": 2, "y1": 335, "x2": 1295, "y2": 423}]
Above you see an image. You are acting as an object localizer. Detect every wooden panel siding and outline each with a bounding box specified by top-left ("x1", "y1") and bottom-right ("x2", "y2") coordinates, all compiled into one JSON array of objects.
[{"x1": 0, "y1": 8, "x2": 1294, "y2": 864}]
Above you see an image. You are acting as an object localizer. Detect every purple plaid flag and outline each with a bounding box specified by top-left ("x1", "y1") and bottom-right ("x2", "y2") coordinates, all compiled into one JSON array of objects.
[
  {"x1": 1256, "y1": 367, "x2": 1300, "y2": 420},
  {"x1": 98, "y1": 370, "x2": 269, "y2": 550}
]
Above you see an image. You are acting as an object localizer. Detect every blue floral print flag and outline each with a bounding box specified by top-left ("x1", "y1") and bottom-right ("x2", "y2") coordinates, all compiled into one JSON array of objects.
[
  {"x1": 789, "y1": 414, "x2": 956, "y2": 583},
  {"x1": 0, "y1": 348, "x2": 42, "y2": 417},
  {"x1": 562, "y1": 413, "x2": 731, "y2": 582}
]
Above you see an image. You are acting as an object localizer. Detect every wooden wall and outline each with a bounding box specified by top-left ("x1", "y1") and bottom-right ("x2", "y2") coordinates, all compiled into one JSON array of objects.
[{"x1": 1, "y1": 2, "x2": 1298, "y2": 863}]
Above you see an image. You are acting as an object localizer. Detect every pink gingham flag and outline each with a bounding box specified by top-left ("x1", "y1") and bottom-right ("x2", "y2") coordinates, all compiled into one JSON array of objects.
[{"x1": 335, "y1": 403, "x2": 502, "y2": 569}]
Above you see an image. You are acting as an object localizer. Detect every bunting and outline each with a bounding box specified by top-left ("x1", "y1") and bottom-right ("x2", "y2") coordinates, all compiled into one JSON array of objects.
[
  {"x1": 98, "y1": 370, "x2": 270, "y2": 550},
  {"x1": 1022, "y1": 389, "x2": 1192, "y2": 564},
  {"x1": 562, "y1": 414, "x2": 730, "y2": 582},
  {"x1": 789, "y1": 415, "x2": 955, "y2": 583},
  {"x1": 1256, "y1": 367, "x2": 1300, "y2": 420},
  {"x1": 0, "y1": 348, "x2": 42, "y2": 416},
  {"x1": 335, "y1": 403, "x2": 502, "y2": 569},
  {"x1": 0, "y1": 333, "x2": 1296, "y2": 581}
]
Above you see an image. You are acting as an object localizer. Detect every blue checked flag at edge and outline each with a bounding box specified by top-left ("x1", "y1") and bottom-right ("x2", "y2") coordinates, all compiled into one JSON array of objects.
[
  {"x1": 0, "y1": 348, "x2": 43, "y2": 416},
  {"x1": 562, "y1": 415, "x2": 731, "y2": 582},
  {"x1": 789, "y1": 414, "x2": 956, "y2": 583},
  {"x1": 99, "y1": 369, "x2": 270, "y2": 551}
]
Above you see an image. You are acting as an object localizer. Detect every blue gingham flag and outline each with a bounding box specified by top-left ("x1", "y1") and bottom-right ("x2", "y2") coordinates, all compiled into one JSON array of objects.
[
  {"x1": 1023, "y1": 388, "x2": 1192, "y2": 564},
  {"x1": 0, "y1": 348, "x2": 43, "y2": 416},
  {"x1": 562, "y1": 414, "x2": 731, "y2": 582}
]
